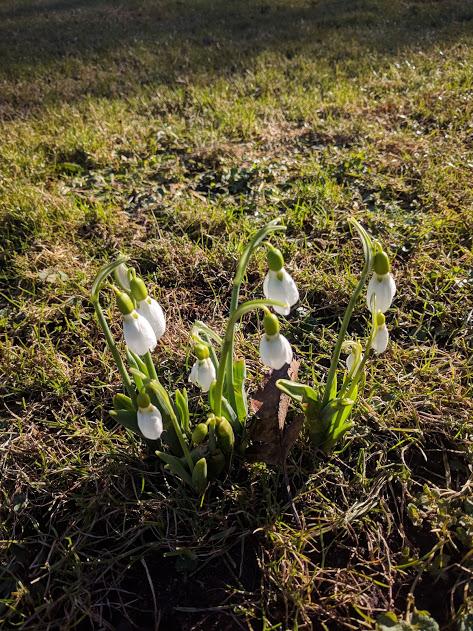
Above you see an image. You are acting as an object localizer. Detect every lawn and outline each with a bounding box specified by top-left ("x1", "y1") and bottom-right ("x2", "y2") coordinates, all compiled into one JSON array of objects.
[{"x1": 1, "y1": 0, "x2": 472, "y2": 629}]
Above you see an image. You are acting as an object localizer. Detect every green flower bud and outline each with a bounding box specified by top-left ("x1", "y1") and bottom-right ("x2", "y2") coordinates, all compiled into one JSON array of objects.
[
  {"x1": 115, "y1": 289, "x2": 134, "y2": 315},
  {"x1": 194, "y1": 343, "x2": 210, "y2": 360},
  {"x1": 113, "y1": 393, "x2": 135, "y2": 412},
  {"x1": 216, "y1": 418, "x2": 235, "y2": 455},
  {"x1": 192, "y1": 457, "x2": 208, "y2": 494},
  {"x1": 130, "y1": 275, "x2": 148, "y2": 302},
  {"x1": 267, "y1": 245, "x2": 284, "y2": 272},
  {"x1": 373, "y1": 251, "x2": 390, "y2": 276},
  {"x1": 136, "y1": 391, "x2": 151, "y2": 409},
  {"x1": 192, "y1": 423, "x2": 209, "y2": 445},
  {"x1": 263, "y1": 311, "x2": 280, "y2": 337},
  {"x1": 206, "y1": 415, "x2": 217, "y2": 429},
  {"x1": 376, "y1": 311, "x2": 386, "y2": 327}
]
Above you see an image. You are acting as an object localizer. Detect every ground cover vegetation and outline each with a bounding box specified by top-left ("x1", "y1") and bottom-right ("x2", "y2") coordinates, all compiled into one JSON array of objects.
[{"x1": 1, "y1": 0, "x2": 472, "y2": 629}]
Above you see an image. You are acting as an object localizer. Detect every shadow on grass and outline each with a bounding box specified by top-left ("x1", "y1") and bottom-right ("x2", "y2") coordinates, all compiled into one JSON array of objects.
[{"x1": 1, "y1": 0, "x2": 473, "y2": 117}]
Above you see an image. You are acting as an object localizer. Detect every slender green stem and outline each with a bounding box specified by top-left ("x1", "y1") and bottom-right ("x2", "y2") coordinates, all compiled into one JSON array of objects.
[
  {"x1": 168, "y1": 406, "x2": 194, "y2": 472},
  {"x1": 224, "y1": 220, "x2": 286, "y2": 410},
  {"x1": 93, "y1": 298, "x2": 135, "y2": 399},
  {"x1": 143, "y1": 351, "x2": 158, "y2": 381},
  {"x1": 321, "y1": 221, "x2": 373, "y2": 407},
  {"x1": 213, "y1": 298, "x2": 285, "y2": 417}
]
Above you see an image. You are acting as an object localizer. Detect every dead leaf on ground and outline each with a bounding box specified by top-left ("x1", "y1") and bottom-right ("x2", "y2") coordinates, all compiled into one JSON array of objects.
[{"x1": 246, "y1": 359, "x2": 303, "y2": 466}]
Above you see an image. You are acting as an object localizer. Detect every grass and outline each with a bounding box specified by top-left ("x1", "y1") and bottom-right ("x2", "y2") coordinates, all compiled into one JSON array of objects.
[{"x1": 1, "y1": 0, "x2": 473, "y2": 628}]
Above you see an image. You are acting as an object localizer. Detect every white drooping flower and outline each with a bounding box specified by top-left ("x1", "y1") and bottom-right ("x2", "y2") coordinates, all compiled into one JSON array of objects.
[
  {"x1": 372, "y1": 312, "x2": 389, "y2": 355},
  {"x1": 123, "y1": 312, "x2": 157, "y2": 356},
  {"x1": 263, "y1": 245, "x2": 299, "y2": 316},
  {"x1": 188, "y1": 345, "x2": 216, "y2": 392},
  {"x1": 263, "y1": 269, "x2": 299, "y2": 316},
  {"x1": 115, "y1": 288, "x2": 157, "y2": 356},
  {"x1": 366, "y1": 250, "x2": 396, "y2": 313},
  {"x1": 259, "y1": 310, "x2": 293, "y2": 370},
  {"x1": 259, "y1": 333, "x2": 293, "y2": 369},
  {"x1": 345, "y1": 342, "x2": 363, "y2": 373},
  {"x1": 137, "y1": 393, "x2": 163, "y2": 440},
  {"x1": 137, "y1": 297, "x2": 166, "y2": 340}
]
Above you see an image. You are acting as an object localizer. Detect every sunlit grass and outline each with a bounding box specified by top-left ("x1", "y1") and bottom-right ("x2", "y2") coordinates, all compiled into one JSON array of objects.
[{"x1": 1, "y1": 0, "x2": 472, "y2": 629}]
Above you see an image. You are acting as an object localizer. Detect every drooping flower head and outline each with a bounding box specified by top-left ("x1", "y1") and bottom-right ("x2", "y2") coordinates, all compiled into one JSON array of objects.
[
  {"x1": 129, "y1": 272, "x2": 166, "y2": 340},
  {"x1": 259, "y1": 310, "x2": 293, "y2": 370},
  {"x1": 263, "y1": 245, "x2": 299, "y2": 316},
  {"x1": 344, "y1": 340, "x2": 363, "y2": 373},
  {"x1": 114, "y1": 263, "x2": 131, "y2": 291},
  {"x1": 115, "y1": 288, "x2": 157, "y2": 356},
  {"x1": 137, "y1": 391, "x2": 163, "y2": 440},
  {"x1": 188, "y1": 344, "x2": 216, "y2": 392},
  {"x1": 372, "y1": 311, "x2": 389, "y2": 355},
  {"x1": 366, "y1": 250, "x2": 396, "y2": 313}
]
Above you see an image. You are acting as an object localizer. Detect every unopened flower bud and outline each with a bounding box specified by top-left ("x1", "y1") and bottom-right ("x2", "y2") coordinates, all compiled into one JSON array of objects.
[
  {"x1": 267, "y1": 245, "x2": 285, "y2": 272},
  {"x1": 373, "y1": 251, "x2": 390, "y2": 276}
]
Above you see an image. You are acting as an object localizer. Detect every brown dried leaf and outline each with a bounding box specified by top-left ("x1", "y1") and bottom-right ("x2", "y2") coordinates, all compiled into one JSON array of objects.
[{"x1": 247, "y1": 359, "x2": 302, "y2": 465}]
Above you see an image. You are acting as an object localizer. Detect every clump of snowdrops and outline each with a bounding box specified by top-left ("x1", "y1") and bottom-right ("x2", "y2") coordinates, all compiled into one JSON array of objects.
[{"x1": 91, "y1": 219, "x2": 396, "y2": 494}]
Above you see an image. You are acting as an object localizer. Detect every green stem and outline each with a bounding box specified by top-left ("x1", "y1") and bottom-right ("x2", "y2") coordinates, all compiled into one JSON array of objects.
[
  {"x1": 225, "y1": 220, "x2": 286, "y2": 410},
  {"x1": 169, "y1": 406, "x2": 194, "y2": 472},
  {"x1": 143, "y1": 351, "x2": 158, "y2": 381},
  {"x1": 214, "y1": 298, "x2": 285, "y2": 417},
  {"x1": 321, "y1": 220, "x2": 373, "y2": 407},
  {"x1": 93, "y1": 298, "x2": 135, "y2": 399}
]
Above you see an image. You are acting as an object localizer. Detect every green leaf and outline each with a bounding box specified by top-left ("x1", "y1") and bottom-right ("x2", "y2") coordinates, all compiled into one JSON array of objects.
[
  {"x1": 376, "y1": 611, "x2": 440, "y2": 631},
  {"x1": 156, "y1": 451, "x2": 193, "y2": 486},
  {"x1": 109, "y1": 409, "x2": 138, "y2": 432},
  {"x1": 276, "y1": 379, "x2": 318, "y2": 404},
  {"x1": 221, "y1": 397, "x2": 239, "y2": 432},
  {"x1": 175, "y1": 389, "x2": 190, "y2": 435},
  {"x1": 232, "y1": 358, "x2": 248, "y2": 422},
  {"x1": 329, "y1": 370, "x2": 337, "y2": 400},
  {"x1": 146, "y1": 379, "x2": 174, "y2": 418},
  {"x1": 127, "y1": 350, "x2": 149, "y2": 377}
]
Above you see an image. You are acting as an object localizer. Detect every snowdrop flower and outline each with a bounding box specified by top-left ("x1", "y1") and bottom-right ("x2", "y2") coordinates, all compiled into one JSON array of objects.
[
  {"x1": 259, "y1": 311, "x2": 293, "y2": 370},
  {"x1": 263, "y1": 245, "x2": 299, "y2": 316},
  {"x1": 366, "y1": 250, "x2": 396, "y2": 313},
  {"x1": 188, "y1": 344, "x2": 216, "y2": 392},
  {"x1": 137, "y1": 391, "x2": 163, "y2": 440},
  {"x1": 345, "y1": 341, "x2": 363, "y2": 373},
  {"x1": 116, "y1": 289, "x2": 157, "y2": 356},
  {"x1": 114, "y1": 263, "x2": 131, "y2": 291},
  {"x1": 372, "y1": 312, "x2": 389, "y2": 355},
  {"x1": 130, "y1": 274, "x2": 166, "y2": 340}
]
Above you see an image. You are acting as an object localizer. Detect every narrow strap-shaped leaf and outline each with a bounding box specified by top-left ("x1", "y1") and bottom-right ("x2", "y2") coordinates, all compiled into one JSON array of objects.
[
  {"x1": 109, "y1": 409, "x2": 138, "y2": 432},
  {"x1": 221, "y1": 396, "x2": 239, "y2": 432},
  {"x1": 128, "y1": 349, "x2": 149, "y2": 377},
  {"x1": 276, "y1": 379, "x2": 318, "y2": 404},
  {"x1": 155, "y1": 451, "x2": 193, "y2": 487},
  {"x1": 329, "y1": 371, "x2": 338, "y2": 401},
  {"x1": 175, "y1": 389, "x2": 190, "y2": 435},
  {"x1": 232, "y1": 358, "x2": 248, "y2": 423}
]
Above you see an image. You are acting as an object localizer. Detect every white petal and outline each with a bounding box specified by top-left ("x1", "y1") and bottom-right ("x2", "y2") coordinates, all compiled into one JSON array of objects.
[
  {"x1": 366, "y1": 273, "x2": 396, "y2": 313},
  {"x1": 114, "y1": 263, "x2": 130, "y2": 290},
  {"x1": 346, "y1": 350, "x2": 363, "y2": 372},
  {"x1": 123, "y1": 312, "x2": 157, "y2": 356},
  {"x1": 259, "y1": 333, "x2": 293, "y2": 370},
  {"x1": 372, "y1": 324, "x2": 389, "y2": 354},
  {"x1": 137, "y1": 297, "x2": 166, "y2": 340},
  {"x1": 263, "y1": 269, "x2": 299, "y2": 316},
  {"x1": 138, "y1": 404, "x2": 163, "y2": 440},
  {"x1": 188, "y1": 358, "x2": 216, "y2": 392},
  {"x1": 346, "y1": 351, "x2": 356, "y2": 372}
]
